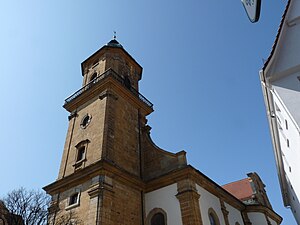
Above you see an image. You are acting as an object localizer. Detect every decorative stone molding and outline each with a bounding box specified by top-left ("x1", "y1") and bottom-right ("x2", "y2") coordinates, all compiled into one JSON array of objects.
[
  {"x1": 242, "y1": 211, "x2": 252, "y2": 225},
  {"x1": 99, "y1": 89, "x2": 118, "y2": 100},
  {"x1": 208, "y1": 207, "x2": 221, "y2": 225},
  {"x1": 88, "y1": 175, "x2": 113, "y2": 198},
  {"x1": 68, "y1": 111, "x2": 78, "y2": 121},
  {"x1": 244, "y1": 205, "x2": 282, "y2": 224},
  {"x1": 220, "y1": 199, "x2": 230, "y2": 225},
  {"x1": 145, "y1": 208, "x2": 167, "y2": 225}
]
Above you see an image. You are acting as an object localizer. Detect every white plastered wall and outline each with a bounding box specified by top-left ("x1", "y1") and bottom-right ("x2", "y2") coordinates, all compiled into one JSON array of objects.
[
  {"x1": 196, "y1": 184, "x2": 226, "y2": 225},
  {"x1": 268, "y1": 217, "x2": 279, "y2": 225},
  {"x1": 145, "y1": 183, "x2": 182, "y2": 225},
  {"x1": 224, "y1": 202, "x2": 244, "y2": 225},
  {"x1": 247, "y1": 212, "x2": 268, "y2": 225},
  {"x1": 271, "y1": 89, "x2": 300, "y2": 224}
]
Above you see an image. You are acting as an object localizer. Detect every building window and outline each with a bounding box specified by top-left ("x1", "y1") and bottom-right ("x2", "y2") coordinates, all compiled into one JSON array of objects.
[
  {"x1": 76, "y1": 146, "x2": 85, "y2": 162},
  {"x1": 146, "y1": 208, "x2": 167, "y2": 225},
  {"x1": 275, "y1": 103, "x2": 281, "y2": 112},
  {"x1": 209, "y1": 213, "x2": 217, "y2": 225},
  {"x1": 80, "y1": 114, "x2": 91, "y2": 129},
  {"x1": 73, "y1": 139, "x2": 90, "y2": 169},
  {"x1": 287, "y1": 139, "x2": 290, "y2": 148},
  {"x1": 208, "y1": 208, "x2": 220, "y2": 225},
  {"x1": 69, "y1": 193, "x2": 79, "y2": 205},
  {"x1": 90, "y1": 72, "x2": 97, "y2": 82},
  {"x1": 151, "y1": 213, "x2": 165, "y2": 225},
  {"x1": 66, "y1": 192, "x2": 80, "y2": 209},
  {"x1": 285, "y1": 120, "x2": 288, "y2": 130}
]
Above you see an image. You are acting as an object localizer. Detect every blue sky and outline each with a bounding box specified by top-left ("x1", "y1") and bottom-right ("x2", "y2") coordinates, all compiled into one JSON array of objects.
[{"x1": 0, "y1": 0, "x2": 295, "y2": 224}]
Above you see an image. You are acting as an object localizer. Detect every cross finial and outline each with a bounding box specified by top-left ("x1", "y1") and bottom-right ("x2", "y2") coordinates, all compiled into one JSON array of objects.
[{"x1": 113, "y1": 31, "x2": 117, "y2": 40}]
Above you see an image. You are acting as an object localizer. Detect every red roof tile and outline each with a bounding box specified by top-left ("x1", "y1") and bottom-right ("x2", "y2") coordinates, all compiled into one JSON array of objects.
[{"x1": 222, "y1": 178, "x2": 254, "y2": 201}]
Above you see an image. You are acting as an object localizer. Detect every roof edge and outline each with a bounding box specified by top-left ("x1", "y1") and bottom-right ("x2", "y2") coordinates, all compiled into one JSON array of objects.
[
  {"x1": 262, "y1": 0, "x2": 292, "y2": 71},
  {"x1": 80, "y1": 41, "x2": 143, "y2": 77}
]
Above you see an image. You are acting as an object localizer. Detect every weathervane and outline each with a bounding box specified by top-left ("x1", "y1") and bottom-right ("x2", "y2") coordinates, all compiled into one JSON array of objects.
[{"x1": 113, "y1": 31, "x2": 117, "y2": 40}]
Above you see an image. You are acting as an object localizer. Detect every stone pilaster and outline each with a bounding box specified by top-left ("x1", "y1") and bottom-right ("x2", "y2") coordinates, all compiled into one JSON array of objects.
[
  {"x1": 176, "y1": 179, "x2": 203, "y2": 225},
  {"x1": 242, "y1": 212, "x2": 252, "y2": 225},
  {"x1": 220, "y1": 199, "x2": 230, "y2": 225},
  {"x1": 99, "y1": 89, "x2": 117, "y2": 161},
  {"x1": 87, "y1": 175, "x2": 114, "y2": 225}
]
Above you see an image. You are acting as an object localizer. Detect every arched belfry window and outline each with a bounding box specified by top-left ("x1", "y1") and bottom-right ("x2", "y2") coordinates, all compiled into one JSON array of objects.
[
  {"x1": 124, "y1": 76, "x2": 131, "y2": 89},
  {"x1": 146, "y1": 208, "x2": 167, "y2": 225},
  {"x1": 208, "y1": 208, "x2": 220, "y2": 225},
  {"x1": 90, "y1": 72, "x2": 97, "y2": 82}
]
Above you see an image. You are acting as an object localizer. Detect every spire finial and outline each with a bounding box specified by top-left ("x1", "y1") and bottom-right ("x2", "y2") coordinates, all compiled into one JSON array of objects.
[{"x1": 113, "y1": 31, "x2": 117, "y2": 40}]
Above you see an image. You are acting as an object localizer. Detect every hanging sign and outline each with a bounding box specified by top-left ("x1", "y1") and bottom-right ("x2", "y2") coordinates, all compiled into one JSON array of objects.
[{"x1": 241, "y1": 0, "x2": 261, "y2": 23}]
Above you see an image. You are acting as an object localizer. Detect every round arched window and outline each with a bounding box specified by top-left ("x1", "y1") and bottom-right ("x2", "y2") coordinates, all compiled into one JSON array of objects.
[
  {"x1": 90, "y1": 72, "x2": 97, "y2": 82},
  {"x1": 209, "y1": 213, "x2": 217, "y2": 225},
  {"x1": 151, "y1": 212, "x2": 165, "y2": 225},
  {"x1": 80, "y1": 114, "x2": 91, "y2": 129},
  {"x1": 208, "y1": 208, "x2": 220, "y2": 225}
]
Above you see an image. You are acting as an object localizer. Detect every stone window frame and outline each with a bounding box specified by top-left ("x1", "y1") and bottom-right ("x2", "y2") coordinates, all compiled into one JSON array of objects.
[
  {"x1": 90, "y1": 72, "x2": 98, "y2": 82},
  {"x1": 208, "y1": 207, "x2": 220, "y2": 225},
  {"x1": 73, "y1": 139, "x2": 90, "y2": 169},
  {"x1": 66, "y1": 191, "x2": 81, "y2": 210},
  {"x1": 80, "y1": 114, "x2": 92, "y2": 129},
  {"x1": 146, "y1": 208, "x2": 167, "y2": 225},
  {"x1": 76, "y1": 146, "x2": 86, "y2": 162}
]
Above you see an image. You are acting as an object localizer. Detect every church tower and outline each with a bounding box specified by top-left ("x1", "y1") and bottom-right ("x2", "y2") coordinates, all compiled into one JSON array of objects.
[
  {"x1": 44, "y1": 38, "x2": 282, "y2": 225},
  {"x1": 44, "y1": 38, "x2": 155, "y2": 224}
]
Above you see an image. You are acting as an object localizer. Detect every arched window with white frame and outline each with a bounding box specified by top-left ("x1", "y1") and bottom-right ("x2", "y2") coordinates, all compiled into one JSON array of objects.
[
  {"x1": 208, "y1": 208, "x2": 220, "y2": 225},
  {"x1": 146, "y1": 208, "x2": 167, "y2": 225}
]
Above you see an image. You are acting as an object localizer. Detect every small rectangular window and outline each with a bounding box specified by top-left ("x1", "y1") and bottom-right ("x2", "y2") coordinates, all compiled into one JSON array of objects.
[
  {"x1": 287, "y1": 139, "x2": 290, "y2": 148},
  {"x1": 285, "y1": 120, "x2": 288, "y2": 130},
  {"x1": 76, "y1": 147, "x2": 85, "y2": 162},
  {"x1": 69, "y1": 193, "x2": 79, "y2": 206},
  {"x1": 275, "y1": 103, "x2": 281, "y2": 112}
]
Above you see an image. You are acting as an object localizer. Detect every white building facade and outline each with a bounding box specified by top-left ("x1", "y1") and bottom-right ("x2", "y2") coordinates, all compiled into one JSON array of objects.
[{"x1": 260, "y1": 0, "x2": 300, "y2": 223}]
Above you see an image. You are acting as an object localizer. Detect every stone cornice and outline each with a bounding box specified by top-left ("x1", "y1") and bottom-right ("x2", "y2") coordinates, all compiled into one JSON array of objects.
[
  {"x1": 44, "y1": 162, "x2": 281, "y2": 223},
  {"x1": 145, "y1": 165, "x2": 245, "y2": 210},
  {"x1": 64, "y1": 77, "x2": 153, "y2": 116},
  {"x1": 244, "y1": 205, "x2": 283, "y2": 224},
  {"x1": 43, "y1": 160, "x2": 144, "y2": 195}
]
